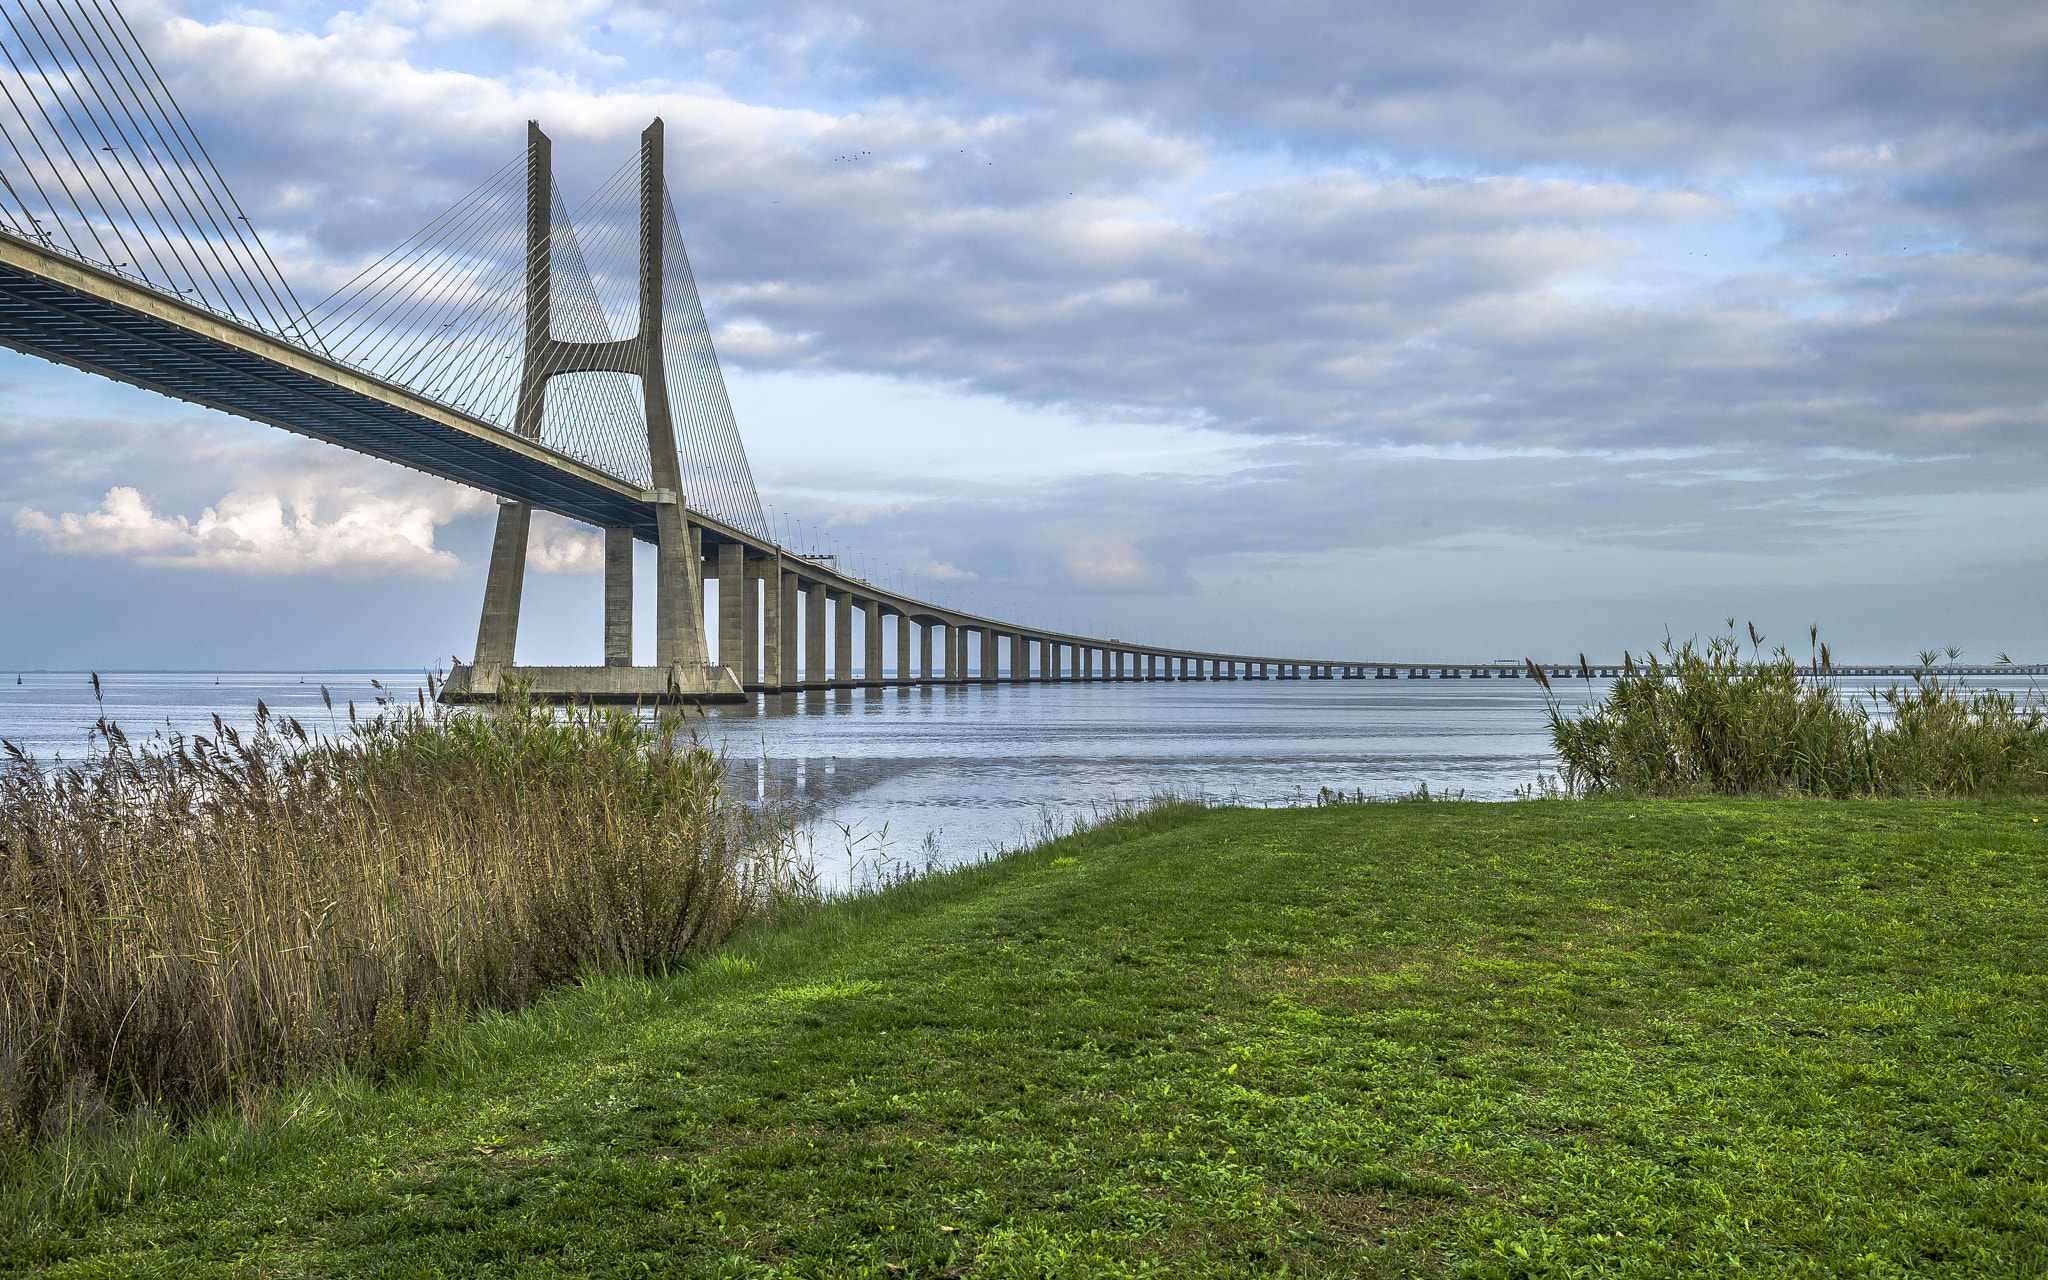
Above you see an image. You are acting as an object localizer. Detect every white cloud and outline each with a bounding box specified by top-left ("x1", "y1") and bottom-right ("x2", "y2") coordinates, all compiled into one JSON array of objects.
[
  {"x1": 4, "y1": 0, "x2": 2044, "y2": 661},
  {"x1": 525, "y1": 512, "x2": 607, "y2": 572},
  {"x1": 14, "y1": 483, "x2": 486, "y2": 576}
]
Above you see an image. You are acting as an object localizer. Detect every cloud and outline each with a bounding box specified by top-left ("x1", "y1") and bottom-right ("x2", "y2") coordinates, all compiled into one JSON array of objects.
[
  {"x1": 525, "y1": 512, "x2": 607, "y2": 572},
  {"x1": 14, "y1": 482, "x2": 486, "y2": 576},
  {"x1": 626, "y1": 0, "x2": 2048, "y2": 169},
  {"x1": 3, "y1": 0, "x2": 2043, "y2": 662},
  {"x1": 108, "y1": 0, "x2": 2047, "y2": 480}
]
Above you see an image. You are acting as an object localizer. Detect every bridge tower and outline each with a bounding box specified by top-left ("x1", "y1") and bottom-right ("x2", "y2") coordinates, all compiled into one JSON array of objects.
[{"x1": 448, "y1": 120, "x2": 742, "y2": 703}]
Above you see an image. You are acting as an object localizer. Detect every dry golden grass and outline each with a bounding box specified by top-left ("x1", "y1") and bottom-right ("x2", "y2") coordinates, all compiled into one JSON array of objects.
[{"x1": 0, "y1": 681, "x2": 798, "y2": 1141}]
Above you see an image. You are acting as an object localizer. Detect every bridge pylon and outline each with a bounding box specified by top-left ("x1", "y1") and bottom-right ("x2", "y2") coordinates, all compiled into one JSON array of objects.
[{"x1": 444, "y1": 119, "x2": 743, "y2": 704}]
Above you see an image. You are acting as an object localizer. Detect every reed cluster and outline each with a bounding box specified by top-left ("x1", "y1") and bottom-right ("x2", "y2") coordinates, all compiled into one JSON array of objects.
[
  {"x1": 0, "y1": 682, "x2": 796, "y2": 1144},
  {"x1": 1536, "y1": 626, "x2": 2048, "y2": 797}
]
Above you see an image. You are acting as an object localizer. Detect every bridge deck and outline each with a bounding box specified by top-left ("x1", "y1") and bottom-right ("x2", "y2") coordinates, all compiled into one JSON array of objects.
[{"x1": 0, "y1": 233, "x2": 657, "y2": 538}]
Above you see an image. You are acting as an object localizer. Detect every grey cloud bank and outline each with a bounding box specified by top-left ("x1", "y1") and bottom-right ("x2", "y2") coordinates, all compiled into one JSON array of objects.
[{"x1": 1, "y1": 0, "x2": 2043, "y2": 668}]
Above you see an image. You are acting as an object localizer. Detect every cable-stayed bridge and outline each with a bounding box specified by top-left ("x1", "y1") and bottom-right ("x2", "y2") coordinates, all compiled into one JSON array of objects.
[{"x1": 2, "y1": 2, "x2": 2039, "y2": 694}]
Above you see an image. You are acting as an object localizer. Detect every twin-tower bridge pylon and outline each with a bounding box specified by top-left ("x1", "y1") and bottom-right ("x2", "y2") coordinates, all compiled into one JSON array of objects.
[{"x1": 448, "y1": 119, "x2": 738, "y2": 703}]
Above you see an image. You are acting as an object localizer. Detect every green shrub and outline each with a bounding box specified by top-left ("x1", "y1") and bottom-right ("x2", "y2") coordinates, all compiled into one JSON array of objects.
[{"x1": 1542, "y1": 627, "x2": 2048, "y2": 797}]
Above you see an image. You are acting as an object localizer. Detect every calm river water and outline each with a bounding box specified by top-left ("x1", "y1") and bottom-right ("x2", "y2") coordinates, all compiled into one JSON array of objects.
[{"x1": 7, "y1": 667, "x2": 2034, "y2": 886}]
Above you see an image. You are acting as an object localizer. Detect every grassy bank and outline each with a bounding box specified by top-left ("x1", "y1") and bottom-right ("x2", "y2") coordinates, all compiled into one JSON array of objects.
[{"x1": 5, "y1": 797, "x2": 2045, "y2": 1277}]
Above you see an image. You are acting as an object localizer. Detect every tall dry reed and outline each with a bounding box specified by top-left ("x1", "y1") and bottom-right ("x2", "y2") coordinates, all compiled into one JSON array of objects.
[
  {"x1": 1536, "y1": 626, "x2": 2048, "y2": 797},
  {"x1": 0, "y1": 681, "x2": 795, "y2": 1142}
]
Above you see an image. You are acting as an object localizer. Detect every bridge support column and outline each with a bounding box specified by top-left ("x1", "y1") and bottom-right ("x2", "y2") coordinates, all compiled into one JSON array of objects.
[
  {"x1": 864, "y1": 601, "x2": 884, "y2": 684},
  {"x1": 762, "y1": 558, "x2": 788, "y2": 690},
  {"x1": 654, "y1": 511, "x2": 709, "y2": 674},
  {"x1": 803, "y1": 581, "x2": 825, "y2": 684},
  {"x1": 919, "y1": 622, "x2": 933, "y2": 680},
  {"x1": 897, "y1": 613, "x2": 911, "y2": 683},
  {"x1": 716, "y1": 543, "x2": 745, "y2": 679},
  {"x1": 603, "y1": 526, "x2": 633, "y2": 667},
  {"x1": 982, "y1": 629, "x2": 999, "y2": 684},
  {"x1": 742, "y1": 558, "x2": 761, "y2": 686},
  {"x1": 833, "y1": 592, "x2": 853, "y2": 686},
  {"x1": 474, "y1": 498, "x2": 531, "y2": 668}
]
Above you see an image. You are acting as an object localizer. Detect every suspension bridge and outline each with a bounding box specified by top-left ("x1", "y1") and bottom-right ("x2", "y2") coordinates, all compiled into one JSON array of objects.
[{"x1": 0, "y1": 2, "x2": 2038, "y2": 696}]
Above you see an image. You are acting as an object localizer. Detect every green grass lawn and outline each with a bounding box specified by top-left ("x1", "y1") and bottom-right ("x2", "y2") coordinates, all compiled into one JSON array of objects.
[{"x1": 6, "y1": 798, "x2": 2046, "y2": 1278}]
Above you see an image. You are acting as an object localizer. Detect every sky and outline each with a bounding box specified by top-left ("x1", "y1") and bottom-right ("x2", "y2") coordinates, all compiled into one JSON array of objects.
[{"x1": 3, "y1": 0, "x2": 2046, "y2": 669}]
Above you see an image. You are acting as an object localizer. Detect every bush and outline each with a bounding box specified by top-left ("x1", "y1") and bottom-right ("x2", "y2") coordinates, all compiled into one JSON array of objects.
[
  {"x1": 0, "y1": 682, "x2": 796, "y2": 1140},
  {"x1": 1541, "y1": 628, "x2": 2048, "y2": 798}
]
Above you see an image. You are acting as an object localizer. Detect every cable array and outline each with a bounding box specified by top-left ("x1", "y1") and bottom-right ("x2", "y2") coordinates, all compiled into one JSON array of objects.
[
  {"x1": 306, "y1": 147, "x2": 768, "y2": 531},
  {"x1": 307, "y1": 154, "x2": 527, "y2": 424},
  {"x1": 0, "y1": 0, "x2": 314, "y2": 341},
  {"x1": 659, "y1": 184, "x2": 768, "y2": 539}
]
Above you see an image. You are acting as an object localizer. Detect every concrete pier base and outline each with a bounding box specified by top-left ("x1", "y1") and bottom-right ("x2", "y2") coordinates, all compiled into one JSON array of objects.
[{"x1": 441, "y1": 662, "x2": 748, "y2": 704}]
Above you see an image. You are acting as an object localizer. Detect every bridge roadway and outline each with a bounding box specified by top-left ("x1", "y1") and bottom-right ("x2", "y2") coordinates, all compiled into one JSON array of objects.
[{"x1": 6, "y1": 229, "x2": 2044, "y2": 694}]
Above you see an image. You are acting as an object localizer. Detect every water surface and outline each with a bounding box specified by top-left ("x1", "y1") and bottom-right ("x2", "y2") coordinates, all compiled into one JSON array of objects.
[{"x1": 11, "y1": 666, "x2": 2033, "y2": 886}]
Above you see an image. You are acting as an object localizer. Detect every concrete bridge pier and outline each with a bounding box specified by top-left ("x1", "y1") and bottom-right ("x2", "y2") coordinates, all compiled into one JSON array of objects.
[
  {"x1": 750, "y1": 553, "x2": 775, "y2": 690},
  {"x1": 743, "y1": 558, "x2": 760, "y2": 686},
  {"x1": 472, "y1": 497, "x2": 531, "y2": 672},
  {"x1": 603, "y1": 527, "x2": 632, "y2": 666},
  {"x1": 714, "y1": 543, "x2": 746, "y2": 685},
  {"x1": 833, "y1": 591, "x2": 854, "y2": 687},
  {"x1": 982, "y1": 628, "x2": 999, "y2": 684},
  {"x1": 804, "y1": 581, "x2": 826, "y2": 686},
  {"x1": 863, "y1": 599, "x2": 885, "y2": 686},
  {"x1": 773, "y1": 563, "x2": 798, "y2": 689}
]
